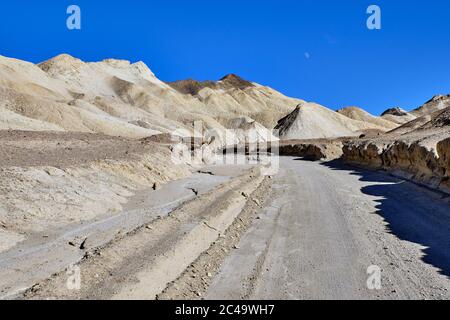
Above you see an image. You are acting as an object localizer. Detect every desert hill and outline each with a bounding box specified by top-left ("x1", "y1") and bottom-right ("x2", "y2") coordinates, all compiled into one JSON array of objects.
[
  {"x1": 411, "y1": 95, "x2": 450, "y2": 117},
  {"x1": 380, "y1": 107, "x2": 417, "y2": 124},
  {"x1": 167, "y1": 73, "x2": 304, "y2": 128},
  {"x1": 379, "y1": 96, "x2": 450, "y2": 126},
  {"x1": 337, "y1": 106, "x2": 398, "y2": 130},
  {"x1": 0, "y1": 54, "x2": 305, "y2": 144},
  {"x1": 386, "y1": 96, "x2": 450, "y2": 135},
  {"x1": 0, "y1": 54, "x2": 405, "y2": 144},
  {"x1": 167, "y1": 74, "x2": 254, "y2": 95},
  {"x1": 275, "y1": 103, "x2": 393, "y2": 140}
]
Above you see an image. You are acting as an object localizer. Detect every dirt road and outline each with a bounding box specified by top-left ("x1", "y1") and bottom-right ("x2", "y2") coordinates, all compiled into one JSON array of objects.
[
  {"x1": 204, "y1": 157, "x2": 450, "y2": 300},
  {"x1": 8, "y1": 157, "x2": 450, "y2": 300}
]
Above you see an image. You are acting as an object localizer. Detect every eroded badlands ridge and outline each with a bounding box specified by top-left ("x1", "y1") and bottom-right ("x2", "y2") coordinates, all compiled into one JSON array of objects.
[{"x1": 1, "y1": 54, "x2": 450, "y2": 299}]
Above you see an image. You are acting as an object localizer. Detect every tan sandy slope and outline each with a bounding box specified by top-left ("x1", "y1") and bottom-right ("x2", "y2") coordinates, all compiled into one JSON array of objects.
[
  {"x1": 337, "y1": 106, "x2": 398, "y2": 130},
  {"x1": 275, "y1": 103, "x2": 393, "y2": 140},
  {"x1": 411, "y1": 95, "x2": 450, "y2": 117},
  {"x1": 0, "y1": 54, "x2": 302, "y2": 143},
  {"x1": 1, "y1": 54, "x2": 401, "y2": 143}
]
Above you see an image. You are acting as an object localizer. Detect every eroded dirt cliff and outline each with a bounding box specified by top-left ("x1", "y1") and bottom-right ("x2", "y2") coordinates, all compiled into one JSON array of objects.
[{"x1": 343, "y1": 129, "x2": 450, "y2": 194}]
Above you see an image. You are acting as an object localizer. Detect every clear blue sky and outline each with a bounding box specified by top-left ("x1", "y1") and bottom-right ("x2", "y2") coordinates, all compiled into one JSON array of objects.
[{"x1": 1, "y1": 1, "x2": 449, "y2": 115}]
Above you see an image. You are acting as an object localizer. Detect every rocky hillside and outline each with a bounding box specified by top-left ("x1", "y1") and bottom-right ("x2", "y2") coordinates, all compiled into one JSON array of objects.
[
  {"x1": 0, "y1": 54, "x2": 304, "y2": 146},
  {"x1": 381, "y1": 107, "x2": 417, "y2": 124},
  {"x1": 1, "y1": 54, "x2": 405, "y2": 146},
  {"x1": 378, "y1": 96, "x2": 450, "y2": 126},
  {"x1": 166, "y1": 73, "x2": 304, "y2": 129},
  {"x1": 411, "y1": 95, "x2": 450, "y2": 117}
]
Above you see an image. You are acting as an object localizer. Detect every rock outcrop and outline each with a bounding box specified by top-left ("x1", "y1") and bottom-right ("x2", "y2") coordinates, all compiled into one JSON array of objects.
[
  {"x1": 341, "y1": 99, "x2": 450, "y2": 194},
  {"x1": 279, "y1": 139, "x2": 344, "y2": 161},
  {"x1": 343, "y1": 130, "x2": 450, "y2": 194},
  {"x1": 380, "y1": 107, "x2": 417, "y2": 124}
]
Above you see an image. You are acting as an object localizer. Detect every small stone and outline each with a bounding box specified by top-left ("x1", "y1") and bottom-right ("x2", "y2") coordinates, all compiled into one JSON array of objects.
[
  {"x1": 241, "y1": 192, "x2": 249, "y2": 198},
  {"x1": 30, "y1": 284, "x2": 41, "y2": 293},
  {"x1": 197, "y1": 291, "x2": 202, "y2": 297},
  {"x1": 94, "y1": 249, "x2": 102, "y2": 257},
  {"x1": 189, "y1": 188, "x2": 199, "y2": 196},
  {"x1": 79, "y1": 237, "x2": 88, "y2": 250},
  {"x1": 152, "y1": 182, "x2": 161, "y2": 191},
  {"x1": 44, "y1": 167, "x2": 65, "y2": 177},
  {"x1": 233, "y1": 245, "x2": 240, "y2": 250}
]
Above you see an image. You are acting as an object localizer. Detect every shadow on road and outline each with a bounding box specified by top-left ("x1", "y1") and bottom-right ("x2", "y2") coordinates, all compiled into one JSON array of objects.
[{"x1": 318, "y1": 159, "x2": 450, "y2": 279}]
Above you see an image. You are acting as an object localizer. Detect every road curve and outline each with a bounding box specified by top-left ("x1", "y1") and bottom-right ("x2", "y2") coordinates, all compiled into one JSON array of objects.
[{"x1": 206, "y1": 157, "x2": 450, "y2": 300}]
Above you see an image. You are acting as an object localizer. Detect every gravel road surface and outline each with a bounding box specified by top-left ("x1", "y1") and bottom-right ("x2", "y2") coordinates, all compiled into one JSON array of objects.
[{"x1": 206, "y1": 157, "x2": 450, "y2": 300}]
